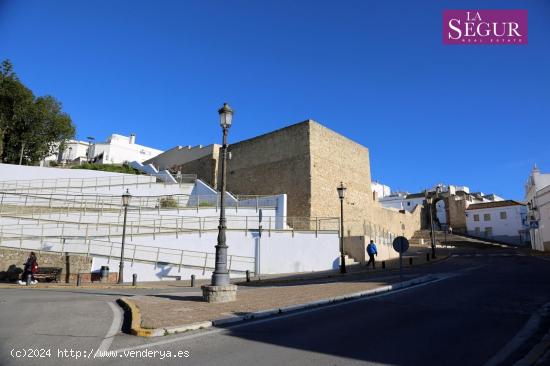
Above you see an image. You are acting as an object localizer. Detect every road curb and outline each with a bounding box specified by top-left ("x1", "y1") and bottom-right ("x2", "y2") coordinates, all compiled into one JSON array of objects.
[{"x1": 118, "y1": 274, "x2": 439, "y2": 337}]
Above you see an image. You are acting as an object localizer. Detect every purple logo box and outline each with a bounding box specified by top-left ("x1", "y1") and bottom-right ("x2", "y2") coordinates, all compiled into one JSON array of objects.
[{"x1": 443, "y1": 10, "x2": 528, "y2": 45}]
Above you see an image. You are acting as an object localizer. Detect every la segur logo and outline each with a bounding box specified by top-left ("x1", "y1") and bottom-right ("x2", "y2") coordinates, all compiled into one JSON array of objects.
[{"x1": 443, "y1": 10, "x2": 528, "y2": 45}]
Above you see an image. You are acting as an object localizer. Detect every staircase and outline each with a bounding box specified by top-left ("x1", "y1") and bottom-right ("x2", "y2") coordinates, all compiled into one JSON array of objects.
[{"x1": 344, "y1": 254, "x2": 359, "y2": 266}]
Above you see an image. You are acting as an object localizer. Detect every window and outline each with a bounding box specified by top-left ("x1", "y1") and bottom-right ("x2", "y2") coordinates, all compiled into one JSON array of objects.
[
  {"x1": 500, "y1": 211, "x2": 507, "y2": 220},
  {"x1": 484, "y1": 213, "x2": 491, "y2": 221},
  {"x1": 407, "y1": 202, "x2": 411, "y2": 206},
  {"x1": 473, "y1": 214, "x2": 480, "y2": 222},
  {"x1": 485, "y1": 227, "x2": 493, "y2": 237},
  {"x1": 475, "y1": 227, "x2": 480, "y2": 234}
]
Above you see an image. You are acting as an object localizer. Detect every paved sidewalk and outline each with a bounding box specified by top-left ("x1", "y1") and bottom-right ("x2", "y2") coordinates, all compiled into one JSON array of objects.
[{"x1": 121, "y1": 270, "x2": 436, "y2": 337}]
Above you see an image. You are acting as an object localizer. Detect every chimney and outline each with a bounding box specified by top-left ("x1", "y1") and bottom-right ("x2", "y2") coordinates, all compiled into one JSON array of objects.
[{"x1": 129, "y1": 134, "x2": 136, "y2": 144}]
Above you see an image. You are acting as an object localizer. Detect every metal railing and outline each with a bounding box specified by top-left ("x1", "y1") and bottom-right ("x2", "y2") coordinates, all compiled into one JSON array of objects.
[
  {"x1": 0, "y1": 234, "x2": 255, "y2": 274},
  {"x1": 0, "y1": 214, "x2": 339, "y2": 241},
  {"x1": 0, "y1": 191, "x2": 280, "y2": 211},
  {"x1": 0, "y1": 174, "x2": 156, "y2": 192}
]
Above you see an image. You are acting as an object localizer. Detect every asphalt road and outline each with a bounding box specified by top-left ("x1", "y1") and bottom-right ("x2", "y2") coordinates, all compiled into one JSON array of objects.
[{"x1": 1, "y1": 247, "x2": 550, "y2": 366}]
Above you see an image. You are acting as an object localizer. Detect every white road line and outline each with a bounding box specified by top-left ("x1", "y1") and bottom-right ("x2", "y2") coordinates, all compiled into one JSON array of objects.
[
  {"x1": 484, "y1": 301, "x2": 550, "y2": 366},
  {"x1": 95, "y1": 301, "x2": 123, "y2": 357},
  {"x1": 111, "y1": 273, "x2": 457, "y2": 353}
]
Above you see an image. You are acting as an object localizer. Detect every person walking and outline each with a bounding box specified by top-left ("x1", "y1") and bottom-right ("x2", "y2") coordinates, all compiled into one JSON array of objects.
[
  {"x1": 18, "y1": 252, "x2": 38, "y2": 285},
  {"x1": 366, "y1": 240, "x2": 378, "y2": 269}
]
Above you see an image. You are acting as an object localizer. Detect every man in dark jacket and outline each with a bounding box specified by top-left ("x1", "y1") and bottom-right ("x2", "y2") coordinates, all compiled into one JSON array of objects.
[{"x1": 366, "y1": 240, "x2": 378, "y2": 269}]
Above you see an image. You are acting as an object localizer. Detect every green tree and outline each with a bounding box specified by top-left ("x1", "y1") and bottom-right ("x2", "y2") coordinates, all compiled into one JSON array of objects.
[{"x1": 0, "y1": 59, "x2": 75, "y2": 164}]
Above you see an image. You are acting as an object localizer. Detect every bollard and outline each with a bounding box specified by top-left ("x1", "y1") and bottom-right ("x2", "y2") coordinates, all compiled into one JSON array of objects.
[
  {"x1": 409, "y1": 257, "x2": 413, "y2": 266},
  {"x1": 190, "y1": 274, "x2": 195, "y2": 287},
  {"x1": 246, "y1": 270, "x2": 251, "y2": 282},
  {"x1": 26, "y1": 274, "x2": 31, "y2": 286},
  {"x1": 382, "y1": 261, "x2": 386, "y2": 269},
  {"x1": 132, "y1": 274, "x2": 137, "y2": 286},
  {"x1": 76, "y1": 273, "x2": 82, "y2": 287},
  {"x1": 426, "y1": 253, "x2": 430, "y2": 262}
]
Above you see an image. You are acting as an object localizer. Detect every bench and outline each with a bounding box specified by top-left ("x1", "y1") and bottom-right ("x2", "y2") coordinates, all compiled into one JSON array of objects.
[{"x1": 32, "y1": 267, "x2": 63, "y2": 283}]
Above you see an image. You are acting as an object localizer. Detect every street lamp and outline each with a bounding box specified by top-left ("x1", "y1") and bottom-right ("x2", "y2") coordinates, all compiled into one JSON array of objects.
[
  {"x1": 212, "y1": 103, "x2": 233, "y2": 287},
  {"x1": 425, "y1": 187, "x2": 442, "y2": 259},
  {"x1": 337, "y1": 182, "x2": 347, "y2": 274},
  {"x1": 87, "y1": 136, "x2": 95, "y2": 163},
  {"x1": 118, "y1": 189, "x2": 131, "y2": 284}
]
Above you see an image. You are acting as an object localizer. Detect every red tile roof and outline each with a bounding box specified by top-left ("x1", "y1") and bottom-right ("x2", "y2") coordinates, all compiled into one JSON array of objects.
[{"x1": 466, "y1": 200, "x2": 525, "y2": 210}]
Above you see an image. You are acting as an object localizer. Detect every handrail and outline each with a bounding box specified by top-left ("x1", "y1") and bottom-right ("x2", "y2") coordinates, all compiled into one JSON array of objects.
[{"x1": 0, "y1": 234, "x2": 255, "y2": 273}]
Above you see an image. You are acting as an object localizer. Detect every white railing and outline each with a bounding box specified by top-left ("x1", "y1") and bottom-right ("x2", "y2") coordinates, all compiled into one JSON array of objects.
[
  {"x1": 0, "y1": 214, "x2": 340, "y2": 240},
  {"x1": 0, "y1": 191, "x2": 280, "y2": 211},
  {"x1": 0, "y1": 174, "x2": 156, "y2": 192},
  {"x1": 0, "y1": 235, "x2": 255, "y2": 274}
]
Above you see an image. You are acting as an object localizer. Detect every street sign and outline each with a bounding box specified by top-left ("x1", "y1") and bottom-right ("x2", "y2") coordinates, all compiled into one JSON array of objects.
[
  {"x1": 530, "y1": 220, "x2": 539, "y2": 229},
  {"x1": 392, "y1": 236, "x2": 409, "y2": 253}
]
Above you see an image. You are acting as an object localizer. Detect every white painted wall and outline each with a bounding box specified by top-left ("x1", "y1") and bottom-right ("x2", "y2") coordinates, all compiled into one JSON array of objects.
[
  {"x1": 380, "y1": 195, "x2": 424, "y2": 212},
  {"x1": 465, "y1": 204, "x2": 528, "y2": 245},
  {"x1": 371, "y1": 182, "x2": 391, "y2": 200},
  {"x1": 144, "y1": 144, "x2": 218, "y2": 171},
  {"x1": 528, "y1": 185, "x2": 550, "y2": 251},
  {"x1": 92, "y1": 134, "x2": 163, "y2": 164}
]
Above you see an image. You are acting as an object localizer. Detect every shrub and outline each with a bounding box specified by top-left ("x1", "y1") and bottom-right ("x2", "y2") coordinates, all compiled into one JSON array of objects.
[
  {"x1": 160, "y1": 196, "x2": 178, "y2": 208},
  {"x1": 71, "y1": 163, "x2": 141, "y2": 175}
]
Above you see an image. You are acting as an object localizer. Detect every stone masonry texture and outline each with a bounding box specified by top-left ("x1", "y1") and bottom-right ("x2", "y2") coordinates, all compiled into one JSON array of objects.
[
  {"x1": 0, "y1": 247, "x2": 93, "y2": 283},
  {"x1": 172, "y1": 120, "x2": 421, "y2": 238}
]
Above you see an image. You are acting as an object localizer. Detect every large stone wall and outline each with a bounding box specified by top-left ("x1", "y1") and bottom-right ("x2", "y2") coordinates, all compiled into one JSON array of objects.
[
  {"x1": 447, "y1": 196, "x2": 468, "y2": 233},
  {"x1": 0, "y1": 247, "x2": 93, "y2": 283},
  {"x1": 223, "y1": 122, "x2": 312, "y2": 219},
  {"x1": 308, "y1": 121, "x2": 420, "y2": 238},
  {"x1": 165, "y1": 119, "x2": 422, "y2": 238},
  {"x1": 174, "y1": 149, "x2": 219, "y2": 189}
]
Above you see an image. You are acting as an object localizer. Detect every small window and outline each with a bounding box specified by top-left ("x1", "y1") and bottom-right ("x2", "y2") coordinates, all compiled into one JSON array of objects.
[
  {"x1": 475, "y1": 227, "x2": 480, "y2": 234},
  {"x1": 484, "y1": 213, "x2": 491, "y2": 221},
  {"x1": 500, "y1": 211, "x2": 507, "y2": 219},
  {"x1": 407, "y1": 202, "x2": 411, "y2": 206},
  {"x1": 473, "y1": 214, "x2": 480, "y2": 222},
  {"x1": 485, "y1": 227, "x2": 493, "y2": 237}
]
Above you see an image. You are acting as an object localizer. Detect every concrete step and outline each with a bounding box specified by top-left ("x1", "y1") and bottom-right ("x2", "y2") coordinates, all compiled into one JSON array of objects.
[{"x1": 344, "y1": 255, "x2": 358, "y2": 265}]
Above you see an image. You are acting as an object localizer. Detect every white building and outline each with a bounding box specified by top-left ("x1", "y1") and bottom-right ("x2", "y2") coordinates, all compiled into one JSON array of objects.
[
  {"x1": 59, "y1": 134, "x2": 163, "y2": 165},
  {"x1": 525, "y1": 165, "x2": 550, "y2": 251},
  {"x1": 60, "y1": 140, "x2": 91, "y2": 163},
  {"x1": 371, "y1": 181, "x2": 391, "y2": 201},
  {"x1": 465, "y1": 200, "x2": 529, "y2": 245}
]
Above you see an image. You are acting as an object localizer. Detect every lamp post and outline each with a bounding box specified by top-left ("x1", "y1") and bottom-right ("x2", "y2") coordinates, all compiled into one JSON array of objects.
[
  {"x1": 426, "y1": 194, "x2": 436, "y2": 259},
  {"x1": 118, "y1": 189, "x2": 131, "y2": 284},
  {"x1": 337, "y1": 182, "x2": 347, "y2": 274},
  {"x1": 86, "y1": 136, "x2": 95, "y2": 163},
  {"x1": 426, "y1": 186, "x2": 442, "y2": 259},
  {"x1": 212, "y1": 103, "x2": 233, "y2": 287}
]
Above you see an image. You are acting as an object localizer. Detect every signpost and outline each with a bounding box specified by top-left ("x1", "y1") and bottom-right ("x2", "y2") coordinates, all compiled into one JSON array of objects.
[{"x1": 392, "y1": 236, "x2": 409, "y2": 280}]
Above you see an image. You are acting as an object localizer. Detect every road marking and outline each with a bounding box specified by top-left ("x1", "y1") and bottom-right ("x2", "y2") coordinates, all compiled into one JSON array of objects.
[
  {"x1": 94, "y1": 301, "x2": 123, "y2": 357},
  {"x1": 484, "y1": 301, "x2": 550, "y2": 366},
  {"x1": 111, "y1": 273, "x2": 457, "y2": 353},
  {"x1": 451, "y1": 253, "x2": 524, "y2": 258}
]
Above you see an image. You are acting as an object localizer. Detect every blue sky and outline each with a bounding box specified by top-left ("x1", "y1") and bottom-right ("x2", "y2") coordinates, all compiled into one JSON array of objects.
[{"x1": 1, "y1": 0, "x2": 549, "y2": 200}]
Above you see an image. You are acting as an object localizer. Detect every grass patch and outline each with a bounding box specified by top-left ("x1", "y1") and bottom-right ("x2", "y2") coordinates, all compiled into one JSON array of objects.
[{"x1": 71, "y1": 163, "x2": 141, "y2": 175}]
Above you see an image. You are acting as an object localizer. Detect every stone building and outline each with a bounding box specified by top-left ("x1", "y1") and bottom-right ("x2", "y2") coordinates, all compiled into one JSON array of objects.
[{"x1": 146, "y1": 120, "x2": 422, "y2": 238}]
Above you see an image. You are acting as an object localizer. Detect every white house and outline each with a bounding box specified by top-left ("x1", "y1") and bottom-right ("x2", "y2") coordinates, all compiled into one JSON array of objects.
[
  {"x1": 525, "y1": 165, "x2": 550, "y2": 251},
  {"x1": 60, "y1": 140, "x2": 91, "y2": 163},
  {"x1": 56, "y1": 134, "x2": 163, "y2": 165},
  {"x1": 465, "y1": 200, "x2": 529, "y2": 245},
  {"x1": 371, "y1": 181, "x2": 391, "y2": 201},
  {"x1": 91, "y1": 134, "x2": 163, "y2": 164}
]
